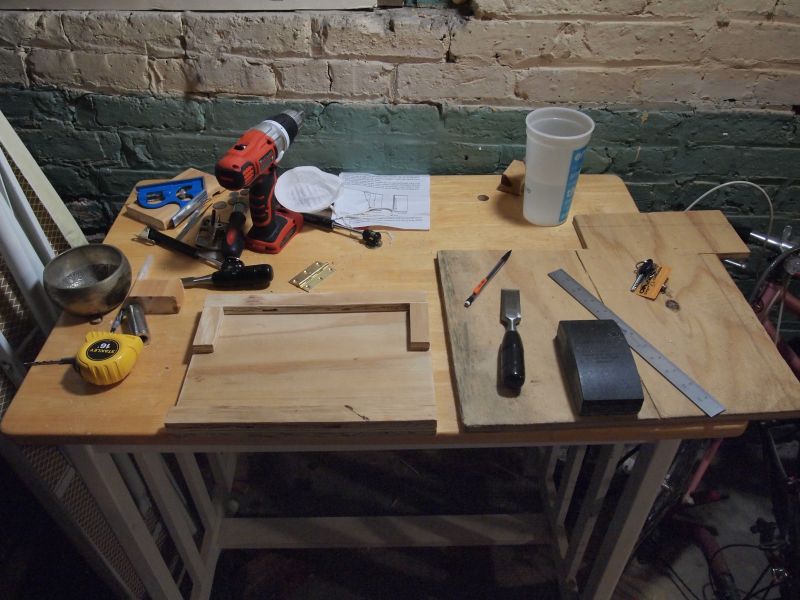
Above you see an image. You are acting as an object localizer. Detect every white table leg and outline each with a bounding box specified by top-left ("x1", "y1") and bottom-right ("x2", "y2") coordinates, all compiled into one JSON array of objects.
[
  {"x1": 63, "y1": 445, "x2": 182, "y2": 600},
  {"x1": 581, "y1": 438, "x2": 681, "y2": 600}
]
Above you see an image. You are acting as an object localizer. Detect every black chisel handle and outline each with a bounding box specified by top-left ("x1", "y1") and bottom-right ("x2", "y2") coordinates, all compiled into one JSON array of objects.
[
  {"x1": 500, "y1": 329, "x2": 525, "y2": 391},
  {"x1": 211, "y1": 264, "x2": 273, "y2": 288}
]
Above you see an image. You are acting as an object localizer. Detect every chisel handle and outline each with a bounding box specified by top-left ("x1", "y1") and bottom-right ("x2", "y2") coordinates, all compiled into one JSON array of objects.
[{"x1": 500, "y1": 329, "x2": 525, "y2": 391}]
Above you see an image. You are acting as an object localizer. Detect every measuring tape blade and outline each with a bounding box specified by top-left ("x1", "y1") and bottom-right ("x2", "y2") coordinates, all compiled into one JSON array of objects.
[{"x1": 548, "y1": 269, "x2": 725, "y2": 417}]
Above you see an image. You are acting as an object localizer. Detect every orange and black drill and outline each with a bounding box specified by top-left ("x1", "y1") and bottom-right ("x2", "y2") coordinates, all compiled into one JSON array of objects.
[{"x1": 214, "y1": 109, "x2": 304, "y2": 254}]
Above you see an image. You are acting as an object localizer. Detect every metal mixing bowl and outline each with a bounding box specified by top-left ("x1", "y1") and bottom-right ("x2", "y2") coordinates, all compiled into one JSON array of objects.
[{"x1": 43, "y1": 244, "x2": 132, "y2": 317}]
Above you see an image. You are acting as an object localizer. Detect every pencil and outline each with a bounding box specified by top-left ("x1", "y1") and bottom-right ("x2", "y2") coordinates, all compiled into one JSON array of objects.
[{"x1": 464, "y1": 250, "x2": 512, "y2": 307}]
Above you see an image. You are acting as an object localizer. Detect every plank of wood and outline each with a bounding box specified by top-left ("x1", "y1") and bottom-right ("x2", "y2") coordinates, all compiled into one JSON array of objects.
[
  {"x1": 128, "y1": 278, "x2": 184, "y2": 314},
  {"x1": 169, "y1": 292, "x2": 436, "y2": 434},
  {"x1": 192, "y1": 306, "x2": 223, "y2": 354},
  {"x1": 218, "y1": 514, "x2": 549, "y2": 550},
  {"x1": 573, "y1": 211, "x2": 750, "y2": 259},
  {"x1": 575, "y1": 248, "x2": 800, "y2": 419},
  {"x1": 439, "y1": 247, "x2": 800, "y2": 429},
  {"x1": 438, "y1": 250, "x2": 660, "y2": 430},
  {"x1": 124, "y1": 168, "x2": 224, "y2": 231}
]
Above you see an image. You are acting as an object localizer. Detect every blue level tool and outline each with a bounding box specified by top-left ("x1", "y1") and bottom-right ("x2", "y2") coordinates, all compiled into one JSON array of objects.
[{"x1": 135, "y1": 177, "x2": 206, "y2": 209}]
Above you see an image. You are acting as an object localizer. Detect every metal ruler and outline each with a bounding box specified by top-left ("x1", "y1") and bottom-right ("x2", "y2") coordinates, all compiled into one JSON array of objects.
[{"x1": 548, "y1": 269, "x2": 725, "y2": 417}]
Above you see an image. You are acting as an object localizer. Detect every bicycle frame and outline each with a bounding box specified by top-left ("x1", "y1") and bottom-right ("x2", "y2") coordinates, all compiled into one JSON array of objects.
[{"x1": 752, "y1": 280, "x2": 800, "y2": 379}]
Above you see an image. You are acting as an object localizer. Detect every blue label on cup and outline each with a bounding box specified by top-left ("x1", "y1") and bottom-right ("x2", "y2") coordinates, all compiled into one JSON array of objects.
[{"x1": 558, "y1": 146, "x2": 587, "y2": 223}]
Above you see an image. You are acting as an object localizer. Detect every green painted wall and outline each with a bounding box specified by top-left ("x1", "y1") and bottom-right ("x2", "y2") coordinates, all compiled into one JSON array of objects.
[{"x1": 1, "y1": 88, "x2": 798, "y2": 239}]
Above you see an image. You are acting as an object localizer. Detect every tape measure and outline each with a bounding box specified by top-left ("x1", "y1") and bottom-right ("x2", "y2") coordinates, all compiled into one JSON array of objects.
[
  {"x1": 74, "y1": 332, "x2": 144, "y2": 385},
  {"x1": 30, "y1": 332, "x2": 144, "y2": 386},
  {"x1": 548, "y1": 269, "x2": 725, "y2": 417}
]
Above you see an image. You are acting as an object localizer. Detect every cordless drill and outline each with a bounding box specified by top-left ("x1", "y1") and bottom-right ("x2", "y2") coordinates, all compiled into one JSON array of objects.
[{"x1": 215, "y1": 109, "x2": 304, "y2": 254}]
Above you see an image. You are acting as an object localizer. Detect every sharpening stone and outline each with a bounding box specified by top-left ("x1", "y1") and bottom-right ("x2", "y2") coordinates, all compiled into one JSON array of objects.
[{"x1": 555, "y1": 319, "x2": 643, "y2": 416}]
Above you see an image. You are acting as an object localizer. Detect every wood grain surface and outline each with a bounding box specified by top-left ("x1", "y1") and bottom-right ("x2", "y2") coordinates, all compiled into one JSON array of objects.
[
  {"x1": 168, "y1": 292, "x2": 436, "y2": 435},
  {"x1": 440, "y1": 211, "x2": 800, "y2": 430},
  {"x1": 3, "y1": 174, "x2": 751, "y2": 445}
]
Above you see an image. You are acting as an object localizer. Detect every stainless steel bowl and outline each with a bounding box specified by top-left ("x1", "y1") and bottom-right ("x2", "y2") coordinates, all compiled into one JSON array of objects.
[{"x1": 43, "y1": 244, "x2": 132, "y2": 317}]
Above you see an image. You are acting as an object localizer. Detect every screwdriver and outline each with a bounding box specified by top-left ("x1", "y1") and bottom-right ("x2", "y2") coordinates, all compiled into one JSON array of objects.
[
  {"x1": 182, "y1": 262, "x2": 273, "y2": 289},
  {"x1": 301, "y1": 212, "x2": 382, "y2": 248},
  {"x1": 222, "y1": 198, "x2": 247, "y2": 259}
]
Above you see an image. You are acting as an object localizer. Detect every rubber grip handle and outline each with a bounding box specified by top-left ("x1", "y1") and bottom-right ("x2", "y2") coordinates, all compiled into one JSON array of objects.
[
  {"x1": 500, "y1": 329, "x2": 525, "y2": 391},
  {"x1": 249, "y1": 169, "x2": 278, "y2": 228},
  {"x1": 211, "y1": 264, "x2": 273, "y2": 288},
  {"x1": 301, "y1": 212, "x2": 333, "y2": 230},
  {"x1": 222, "y1": 210, "x2": 246, "y2": 259}
]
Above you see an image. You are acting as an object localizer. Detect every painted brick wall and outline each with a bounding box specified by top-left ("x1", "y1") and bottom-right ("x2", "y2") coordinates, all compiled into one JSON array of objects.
[{"x1": 0, "y1": 3, "x2": 797, "y2": 237}]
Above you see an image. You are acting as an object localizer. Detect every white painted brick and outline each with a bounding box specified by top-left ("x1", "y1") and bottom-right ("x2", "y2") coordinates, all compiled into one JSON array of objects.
[
  {"x1": 329, "y1": 60, "x2": 393, "y2": 98},
  {"x1": 319, "y1": 10, "x2": 450, "y2": 61},
  {"x1": 582, "y1": 21, "x2": 710, "y2": 63},
  {"x1": 754, "y1": 70, "x2": 800, "y2": 107},
  {"x1": 184, "y1": 12, "x2": 311, "y2": 59},
  {"x1": 718, "y1": 0, "x2": 784, "y2": 17},
  {"x1": 451, "y1": 19, "x2": 708, "y2": 67},
  {"x1": 775, "y1": 0, "x2": 800, "y2": 18},
  {"x1": 152, "y1": 56, "x2": 277, "y2": 96},
  {"x1": 61, "y1": 12, "x2": 141, "y2": 53},
  {"x1": 637, "y1": 68, "x2": 703, "y2": 103},
  {"x1": 0, "y1": 11, "x2": 69, "y2": 49},
  {"x1": 643, "y1": 0, "x2": 718, "y2": 17},
  {"x1": 275, "y1": 58, "x2": 330, "y2": 95},
  {"x1": 0, "y1": 48, "x2": 27, "y2": 86},
  {"x1": 708, "y1": 21, "x2": 800, "y2": 65},
  {"x1": 29, "y1": 49, "x2": 149, "y2": 93},
  {"x1": 397, "y1": 64, "x2": 515, "y2": 103},
  {"x1": 450, "y1": 20, "x2": 583, "y2": 67},
  {"x1": 472, "y1": 0, "x2": 647, "y2": 19},
  {"x1": 516, "y1": 67, "x2": 639, "y2": 105}
]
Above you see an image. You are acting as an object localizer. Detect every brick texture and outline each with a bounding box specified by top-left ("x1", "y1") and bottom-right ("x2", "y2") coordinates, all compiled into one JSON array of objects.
[
  {"x1": 0, "y1": 7, "x2": 796, "y2": 110},
  {"x1": 0, "y1": 5, "x2": 796, "y2": 244}
]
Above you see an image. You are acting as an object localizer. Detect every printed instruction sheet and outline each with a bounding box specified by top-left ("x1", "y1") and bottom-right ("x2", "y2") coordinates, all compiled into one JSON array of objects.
[{"x1": 332, "y1": 173, "x2": 430, "y2": 230}]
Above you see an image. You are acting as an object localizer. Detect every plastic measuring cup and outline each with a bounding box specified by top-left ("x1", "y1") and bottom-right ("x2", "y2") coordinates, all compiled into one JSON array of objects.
[{"x1": 523, "y1": 108, "x2": 595, "y2": 226}]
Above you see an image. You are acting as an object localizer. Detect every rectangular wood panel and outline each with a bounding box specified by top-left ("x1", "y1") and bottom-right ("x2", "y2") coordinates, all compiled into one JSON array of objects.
[
  {"x1": 167, "y1": 291, "x2": 436, "y2": 435},
  {"x1": 439, "y1": 212, "x2": 800, "y2": 429}
]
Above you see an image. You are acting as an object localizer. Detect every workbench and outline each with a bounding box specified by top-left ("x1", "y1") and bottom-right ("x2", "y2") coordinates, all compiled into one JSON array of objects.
[{"x1": 3, "y1": 174, "x2": 797, "y2": 600}]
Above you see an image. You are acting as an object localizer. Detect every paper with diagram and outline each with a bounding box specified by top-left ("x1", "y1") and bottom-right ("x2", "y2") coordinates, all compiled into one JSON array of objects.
[{"x1": 332, "y1": 173, "x2": 430, "y2": 230}]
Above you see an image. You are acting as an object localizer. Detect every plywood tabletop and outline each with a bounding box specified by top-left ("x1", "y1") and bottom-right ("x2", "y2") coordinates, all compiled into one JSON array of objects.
[{"x1": 2, "y1": 174, "x2": 750, "y2": 445}]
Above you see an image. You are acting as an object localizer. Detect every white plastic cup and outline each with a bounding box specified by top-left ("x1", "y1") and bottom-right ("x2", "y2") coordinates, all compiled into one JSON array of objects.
[{"x1": 523, "y1": 107, "x2": 595, "y2": 226}]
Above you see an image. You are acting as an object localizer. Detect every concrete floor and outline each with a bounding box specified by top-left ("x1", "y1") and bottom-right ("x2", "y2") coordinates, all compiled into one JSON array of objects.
[{"x1": 0, "y1": 429, "x2": 789, "y2": 599}]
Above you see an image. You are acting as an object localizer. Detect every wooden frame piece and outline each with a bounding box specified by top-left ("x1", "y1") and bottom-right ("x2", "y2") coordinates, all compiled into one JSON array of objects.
[
  {"x1": 167, "y1": 291, "x2": 436, "y2": 435},
  {"x1": 193, "y1": 292, "x2": 430, "y2": 354}
]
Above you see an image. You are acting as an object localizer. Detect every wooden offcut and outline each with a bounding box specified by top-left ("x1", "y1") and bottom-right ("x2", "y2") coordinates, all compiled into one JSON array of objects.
[
  {"x1": 124, "y1": 168, "x2": 223, "y2": 231},
  {"x1": 167, "y1": 291, "x2": 436, "y2": 434},
  {"x1": 128, "y1": 278, "x2": 184, "y2": 314}
]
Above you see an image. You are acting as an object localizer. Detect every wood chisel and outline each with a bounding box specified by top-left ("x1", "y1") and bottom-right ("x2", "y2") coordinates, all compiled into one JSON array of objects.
[
  {"x1": 499, "y1": 288, "x2": 525, "y2": 392},
  {"x1": 548, "y1": 269, "x2": 725, "y2": 417}
]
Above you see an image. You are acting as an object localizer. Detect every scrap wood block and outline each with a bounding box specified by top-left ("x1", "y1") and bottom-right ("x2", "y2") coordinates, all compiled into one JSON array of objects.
[
  {"x1": 124, "y1": 168, "x2": 223, "y2": 231},
  {"x1": 128, "y1": 278, "x2": 184, "y2": 314},
  {"x1": 498, "y1": 160, "x2": 525, "y2": 196}
]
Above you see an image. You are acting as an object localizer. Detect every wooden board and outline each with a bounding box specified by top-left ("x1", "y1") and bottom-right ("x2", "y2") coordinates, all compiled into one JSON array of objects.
[
  {"x1": 167, "y1": 291, "x2": 436, "y2": 435},
  {"x1": 439, "y1": 211, "x2": 800, "y2": 430},
  {"x1": 124, "y1": 168, "x2": 225, "y2": 231},
  {"x1": 439, "y1": 250, "x2": 660, "y2": 430},
  {"x1": 574, "y1": 211, "x2": 750, "y2": 259}
]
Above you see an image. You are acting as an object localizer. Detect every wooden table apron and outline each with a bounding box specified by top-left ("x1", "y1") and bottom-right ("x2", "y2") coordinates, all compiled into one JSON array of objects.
[{"x1": 2, "y1": 175, "x2": 753, "y2": 600}]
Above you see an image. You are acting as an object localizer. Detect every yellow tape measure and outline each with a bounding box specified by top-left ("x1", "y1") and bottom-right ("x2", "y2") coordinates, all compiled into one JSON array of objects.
[{"x1": 74, "y1": 332, "x2": 144, "y2": 386}]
